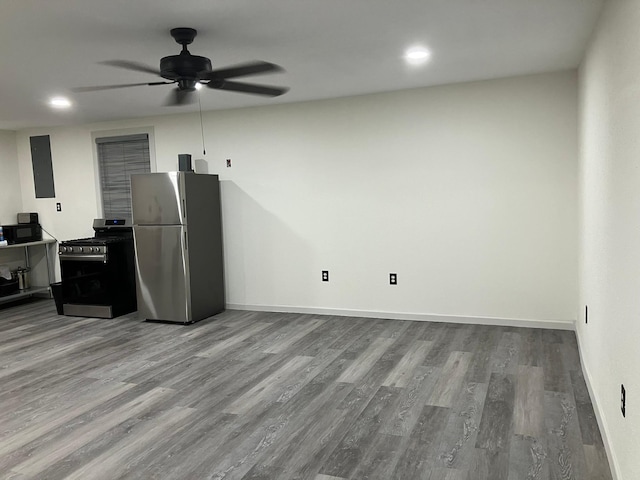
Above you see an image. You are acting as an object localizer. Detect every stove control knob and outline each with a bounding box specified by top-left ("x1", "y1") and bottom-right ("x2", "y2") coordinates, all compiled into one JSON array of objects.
[
  {"x1": 91, "y1": 247, "x2": 98, "y2": 253},
  {"x1": 78, "y1": 247, "x2": 83, "y2": 253},
  {"x1": 60, "y1": 246, "x2": 65, "y2": 253}
]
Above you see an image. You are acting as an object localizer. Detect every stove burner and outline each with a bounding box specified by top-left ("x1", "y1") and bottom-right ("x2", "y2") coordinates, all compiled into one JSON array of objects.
[
  {"x1": 60, "y1": 236, "x2": 130, "y2": 247},
  {"x1": 60, "y1": 218, "x2": 133, "y2": 251},
  {"x1": 59, "y1": 219, "x2": 134, "y2": 257}
]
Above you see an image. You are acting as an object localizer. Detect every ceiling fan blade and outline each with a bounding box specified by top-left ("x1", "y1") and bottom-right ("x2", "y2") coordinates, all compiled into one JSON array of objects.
[
  {"x1": 203, "y1": 61, "x2": 284, "y2": 80},
  {"x1": 71, "y1": 81, "x2": 173, "y2": 92},
  {"x1": 100, "y1": 60, "x2": 161, "y2": 75},
  {"x1": 207, "y1": 80, "x2": 289, "y2": 97},
  {"x1": 165, "y1": 88, "x2": 196, "y2": 106}
]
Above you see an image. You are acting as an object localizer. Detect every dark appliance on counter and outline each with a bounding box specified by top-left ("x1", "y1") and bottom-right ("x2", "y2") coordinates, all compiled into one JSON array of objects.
[
  {"x1": 58, "y1": 218, "x2": 137, "y2": 318},
  {"x1": 17, "y1": 212, "x2": 39, "y2": 224},
  {"x1": 178, "y1": 153, "x2": 193, "y2": 172},
  {"x1": 1, "y1": 223, "x2": 42, "y2": 244},
  {"x1": 0, "y1": 278, "x2": 19, "y2": 297}
]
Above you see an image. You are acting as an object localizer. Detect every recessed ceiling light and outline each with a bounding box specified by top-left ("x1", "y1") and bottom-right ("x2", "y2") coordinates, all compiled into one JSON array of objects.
[
  {"x1": 404, "y1": 47, "x2": 432, "y2": 65},
  {"x1": 49, "y1": 97, "x2": 72, "y2": 109}
]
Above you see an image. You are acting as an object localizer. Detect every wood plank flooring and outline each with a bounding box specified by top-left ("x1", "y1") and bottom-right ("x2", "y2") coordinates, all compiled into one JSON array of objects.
[{"x1": 0, "y1": 299, "x2": 612, "y2": 480}]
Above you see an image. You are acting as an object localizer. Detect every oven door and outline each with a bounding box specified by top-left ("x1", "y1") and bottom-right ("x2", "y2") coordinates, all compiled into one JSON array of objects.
[{"x1": 60, "y1": 256, "x2": 115, "y2": 318}]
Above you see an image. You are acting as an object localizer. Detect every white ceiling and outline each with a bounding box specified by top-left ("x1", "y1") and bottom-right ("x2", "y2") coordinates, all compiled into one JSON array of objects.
[{"x1": 0, "y1": 0, "x2": 603, "y2": 131}]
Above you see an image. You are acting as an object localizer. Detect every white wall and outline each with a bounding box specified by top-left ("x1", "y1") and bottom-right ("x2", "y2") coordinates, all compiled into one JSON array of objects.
[
  {"x1": 579, "y1": 1, "x2": 640, "y2": 478},
  {"x1": 0, "y1": 130, "x2": 22, "y2": 225},
  {"x1": 15, "y1": 71, "x2": 578, "y2": 324},
  {"x1": 17, "y1": 126, "x2": 100, "y2": 243}
]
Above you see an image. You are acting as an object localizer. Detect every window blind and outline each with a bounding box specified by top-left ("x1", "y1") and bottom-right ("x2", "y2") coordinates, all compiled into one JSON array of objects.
[{"x1": 96, "y1": 134, "x2": 150, "y2": 219}]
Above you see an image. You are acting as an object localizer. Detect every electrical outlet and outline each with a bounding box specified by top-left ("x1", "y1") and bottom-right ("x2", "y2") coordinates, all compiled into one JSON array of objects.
[
  {"x1": 56, "y1": 202, "x2": 61, "y2": 212},
  {"x1": 390, "y1": 273, "x2": 397, "y2": 285},
  {"x1": 622, "y1": 384, "x2": 626, "y2": 417},
  {"x1": 226, "y1": 158, "x2": 232, "y2": 167},
  {"x1": 322, "y1": 270, "x2": 329, "y2": 282},
  {"x1": 585, "y1": 305, "x2": 588, "y2": 324}
]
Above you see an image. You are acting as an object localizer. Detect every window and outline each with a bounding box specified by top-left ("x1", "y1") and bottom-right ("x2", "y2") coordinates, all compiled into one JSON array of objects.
[{"x1": 96, "y1": 134, "x2": 151, "y2": 219}]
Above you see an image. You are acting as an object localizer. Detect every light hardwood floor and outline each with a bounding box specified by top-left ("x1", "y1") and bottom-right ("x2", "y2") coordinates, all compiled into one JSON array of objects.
[{"x1": 0, "y1": 299, "x2": 612, "y2": 480}]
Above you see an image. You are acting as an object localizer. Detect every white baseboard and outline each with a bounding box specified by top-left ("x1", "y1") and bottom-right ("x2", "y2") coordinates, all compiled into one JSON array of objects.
[
  {"x1": 575, "y1": 330, "x2": 621, "y2": 480},
  {"x1": 225, "y1": 303, "x2": 574, "y2": 330}
]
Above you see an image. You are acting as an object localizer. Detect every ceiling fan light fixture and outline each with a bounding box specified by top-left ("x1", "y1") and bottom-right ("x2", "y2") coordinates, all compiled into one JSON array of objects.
[{"x1": 49, "y1": 96, "x2": 72, "y2": 109}]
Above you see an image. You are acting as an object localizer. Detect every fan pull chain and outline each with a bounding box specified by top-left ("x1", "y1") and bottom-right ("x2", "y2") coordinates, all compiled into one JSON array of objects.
[{"x1": 198, "y1": 89, "x2": 206, "y2": 155}]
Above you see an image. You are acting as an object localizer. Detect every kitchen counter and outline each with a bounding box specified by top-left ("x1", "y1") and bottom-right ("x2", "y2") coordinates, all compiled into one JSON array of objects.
[{"x1": 0, "y1": 239, "x2": 56, "y2": 304}]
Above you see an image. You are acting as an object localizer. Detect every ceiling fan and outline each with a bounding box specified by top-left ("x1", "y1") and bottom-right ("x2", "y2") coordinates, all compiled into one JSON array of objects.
[{"x1": 73, "y1": 27, "x2": 289, "y2": 106}]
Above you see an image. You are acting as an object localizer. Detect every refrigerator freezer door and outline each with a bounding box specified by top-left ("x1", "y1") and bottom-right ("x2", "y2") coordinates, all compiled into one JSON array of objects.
[
  {"x1": 133, "y1": 225, "x2": 191, "y2": 323},
  {"x1": 131, "y1": 172, "x2": 185, "y2": 226}
]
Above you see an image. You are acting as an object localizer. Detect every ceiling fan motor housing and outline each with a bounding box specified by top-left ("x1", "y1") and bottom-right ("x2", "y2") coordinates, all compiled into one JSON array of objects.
[
  {"x1": 161, "y1": 27, "x2": 211, "y2": 90},
  {"x1": 160, "y1": 54, "x2": 212, "y2": 83}
]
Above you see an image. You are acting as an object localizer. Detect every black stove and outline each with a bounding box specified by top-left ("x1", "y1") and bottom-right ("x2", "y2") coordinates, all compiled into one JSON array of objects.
[{"x1": 58, "y1": 219, "x2": 137, "y2": 318}]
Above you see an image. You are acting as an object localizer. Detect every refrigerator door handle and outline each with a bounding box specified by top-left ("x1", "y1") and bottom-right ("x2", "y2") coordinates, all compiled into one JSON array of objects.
[
  {"x1": 184, "y1": 230, "x2": 187, "y2": 250},
  {"x1": 182, "y1": 198, "x2": 187, "y2": 219}
]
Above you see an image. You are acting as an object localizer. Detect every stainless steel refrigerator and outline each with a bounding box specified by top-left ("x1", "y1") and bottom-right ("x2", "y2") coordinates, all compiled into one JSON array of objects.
[{"x1": 131, "y1": 172, "x2": 224, "y2": 324}]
